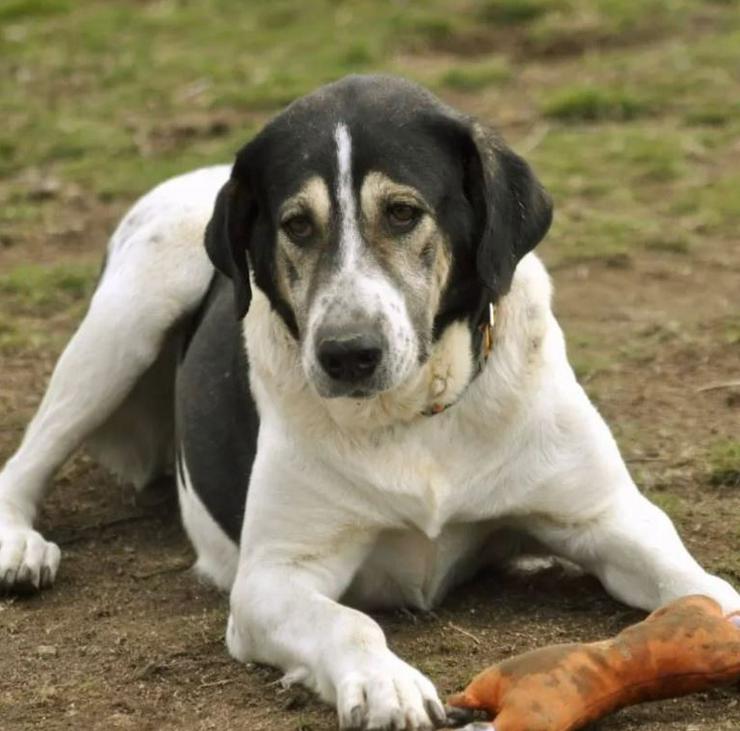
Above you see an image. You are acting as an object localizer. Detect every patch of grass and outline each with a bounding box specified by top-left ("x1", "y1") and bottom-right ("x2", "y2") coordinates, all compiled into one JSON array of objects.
[
  {"x1": 684, "y1": 104, "x2": 737, "y2": 127},
  {"x1": 707, "y1": 440, "x2": 740, "y2": 488},
  {"x1": 531, "y1": 124, "x2": 699, "y2": 264},
  {"x1": 0, "y1": 1, "x2": 447, "y2": 194},
  {"x1": 646, "y1": 490, "x2": 685, "y2": 520},
  {"x1": 437, "y1": 58, "x2": 511, "y2": 91},
  {"x1": 0, "y1": 262, "x2": 97, "y2": 317},
  {"x1": 0, "y1": 0, "x2": 69, "y2": 22},
  {"x1": 477, "y1": 0, "x2": 550, "y2": 25},
  {"x1": 545, "y1": 205, "x2": 662, "y2": 265},
  {"x1": 0, "y1": 317, "x2": 53, "y2": 354},
  {"x1": 522, "y1": 0, "x2": 703, "y2": 55},
  {"x1": 567, "y1": 333, "x2": 615, "y2": 381},
  {"x1": 0, "y1": 200, "x2": 40, "y2": 225},
  {"x1": 0, "y1": 317, "x2": 20, "y2": 351},
  {"x1": 611, "y1": 131, "x2": 685, "y2": 183},
  {"x1": 0, "y1": 0, "x2": 739, "y2": 282},
  {"x1": 722, "y1": 315, "x2": 740, "y2": 346},
  {"x1": 643, "y1": 234, "x2": 691, "y2": 254},
  {"x1": 405, "y1": 15, "x2": 458, "y2": 44},
  {"x1": 543, "y1": 85, "x2": 649, "y2": 122},
  {"x1": 670, "y1": 170, "x2": 740, "y2": 237}
]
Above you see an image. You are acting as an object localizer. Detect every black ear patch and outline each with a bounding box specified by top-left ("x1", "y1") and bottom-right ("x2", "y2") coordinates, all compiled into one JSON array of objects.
[
  {"x1": 204, "y1": 178, "x2": 255, "y2": 319},
  {"x1": 462, "y1": 124, "x2": 553, "y2": 301}
]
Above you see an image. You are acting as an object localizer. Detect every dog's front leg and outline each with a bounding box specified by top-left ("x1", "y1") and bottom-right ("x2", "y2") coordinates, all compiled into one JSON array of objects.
[
  {"x1": 531, "y1": 487, "x2": 740, "y2": 615},
  {"x1": 228, "y1": 554, "x2": 445, "y2": 730},
  {"x1": 226, "y1": 457, "x2": 445, "y2": 730}
]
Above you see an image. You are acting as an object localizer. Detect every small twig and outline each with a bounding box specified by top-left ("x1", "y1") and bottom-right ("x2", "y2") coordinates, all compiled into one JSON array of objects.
[
  {"x1": 57, "y1": 513, "x2": 161, "y2": 545},
  {"x1": 625, "y1": 456, "x2": 668, "y2": 463},
  {"x1": 696, "y1": 380, "x2": 740, "y2": 393},
  {"x1": 519, "y1": 123, "x2": 550, "y2": 155},
  {"x1": 131, "y1": 561, "x2": 192, "y2": 580},
  {"x1": 446, "y1": 621, "x2": 481, "y2": 645},
  {"x1": 198, "y1": 678, "x2": 235, "y2": 689}
]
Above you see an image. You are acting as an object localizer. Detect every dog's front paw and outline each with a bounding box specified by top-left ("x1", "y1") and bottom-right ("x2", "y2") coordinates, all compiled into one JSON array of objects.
[
  {"x1": 696, "y1": 574, "x2": 740, "y2": 616},
  {"x1": 0, "y1": 523, "x2": 60, "y2": 591},
  {"x1": 336, "y1": 651, "x2": 445, "y2": 731}
]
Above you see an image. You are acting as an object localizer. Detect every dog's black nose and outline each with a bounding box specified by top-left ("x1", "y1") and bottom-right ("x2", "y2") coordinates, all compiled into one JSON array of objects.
[{"x1": 318, "y1": 335, "x2": 383, "y2": 382}]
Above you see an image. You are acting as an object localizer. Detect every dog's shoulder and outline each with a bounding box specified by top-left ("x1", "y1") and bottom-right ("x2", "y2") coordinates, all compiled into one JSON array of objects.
[{"x1": 470, "y1": 253, "x2": 561, "y2": 399}]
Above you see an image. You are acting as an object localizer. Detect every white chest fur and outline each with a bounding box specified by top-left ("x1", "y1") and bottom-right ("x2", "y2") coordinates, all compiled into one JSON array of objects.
[{"x1": 245, "y1": 254, "x2": 564, "y2": 532}]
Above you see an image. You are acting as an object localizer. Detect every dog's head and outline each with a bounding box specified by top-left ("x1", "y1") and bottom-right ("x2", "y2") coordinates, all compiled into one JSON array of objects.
[{"x1": 206, "y1": 75, "x2": 552, "y2": 401}]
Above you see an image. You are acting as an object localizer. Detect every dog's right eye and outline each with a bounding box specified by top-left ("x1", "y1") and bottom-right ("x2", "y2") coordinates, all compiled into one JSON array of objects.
[{"x1": 283, "y1": 214, "x2": 314, "y2": 242}]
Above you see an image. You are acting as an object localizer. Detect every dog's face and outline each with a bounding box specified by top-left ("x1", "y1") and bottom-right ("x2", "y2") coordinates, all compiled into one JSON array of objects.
[
  {"x1": 206, "y1": 75, "x2": 552, "y2": 400},
  {"x1": 273, "y1": 157, "x2": 452, "y2": 398}
]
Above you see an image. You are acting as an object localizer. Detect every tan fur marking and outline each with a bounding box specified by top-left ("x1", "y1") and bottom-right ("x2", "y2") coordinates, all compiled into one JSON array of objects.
[
  {"x1": 275, "y1": 176, "x2": 332, "y2": 324},
  {"x1": 359, "y1": 172, "x2": 452, "y2": 330}
]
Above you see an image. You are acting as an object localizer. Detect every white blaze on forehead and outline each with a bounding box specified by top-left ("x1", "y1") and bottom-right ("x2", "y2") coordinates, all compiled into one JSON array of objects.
[{"x1": 334, "y1": 122, "x2": 362, "y2": 269}]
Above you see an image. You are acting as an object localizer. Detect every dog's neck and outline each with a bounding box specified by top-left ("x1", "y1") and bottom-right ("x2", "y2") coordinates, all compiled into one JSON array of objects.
[{"x1": 421, "y1": 300, "x2": 496, "y2": 417}]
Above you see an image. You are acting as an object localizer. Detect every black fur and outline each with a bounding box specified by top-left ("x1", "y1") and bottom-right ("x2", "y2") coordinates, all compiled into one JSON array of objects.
[
  {"x1": 176, "y1": 275, "x2": 257, "y2": 542},
  {"x1": 204, "y1": 75, "x2": 552, "y2": 344},
  {"x1": 204, "y1": 180, "x2": 254, "y2": 320}
]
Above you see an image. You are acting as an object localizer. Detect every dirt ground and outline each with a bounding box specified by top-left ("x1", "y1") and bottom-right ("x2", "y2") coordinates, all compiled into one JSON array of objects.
[{"x1": 1, "y1": 207, "x2": 739, "y2": 731}]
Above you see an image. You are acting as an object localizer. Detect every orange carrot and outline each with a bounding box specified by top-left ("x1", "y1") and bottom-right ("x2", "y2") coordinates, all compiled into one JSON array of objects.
[{"x1": 446, "y1": 595, "x2": 740, "y2": 731}]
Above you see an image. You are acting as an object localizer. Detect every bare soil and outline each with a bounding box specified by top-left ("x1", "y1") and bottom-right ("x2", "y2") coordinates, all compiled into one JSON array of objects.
[{"x1": 1, "y1": 215, "x2": 739, "y2": 731}]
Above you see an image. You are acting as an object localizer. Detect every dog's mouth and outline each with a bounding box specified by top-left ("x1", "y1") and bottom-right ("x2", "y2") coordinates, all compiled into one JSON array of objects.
[
  {"x1": 310, "y1": 375, "x2": 393, "y2": 400},
  {"x1": 348, "y1": 388, "x2": 373, "y2": 399}
]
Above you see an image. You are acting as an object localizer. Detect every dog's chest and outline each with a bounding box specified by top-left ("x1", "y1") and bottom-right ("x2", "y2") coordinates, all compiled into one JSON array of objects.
[{"x1": 344, "y1": 416, "x2": 499, "y2": 537}]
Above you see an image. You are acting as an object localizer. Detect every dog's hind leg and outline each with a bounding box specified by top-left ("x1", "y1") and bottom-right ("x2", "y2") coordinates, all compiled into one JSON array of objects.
[
  {"x1": 0, "y1": 166, "x2": 226, "y2": 591},
  {"x1": 84, "y1": 324, "x2": 181, "y2": 496}
]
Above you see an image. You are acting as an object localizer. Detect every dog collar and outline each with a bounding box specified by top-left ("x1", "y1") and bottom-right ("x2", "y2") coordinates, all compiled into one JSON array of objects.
[{"x1": 422, "y1": 302, "x2": 496, "y2": 417}]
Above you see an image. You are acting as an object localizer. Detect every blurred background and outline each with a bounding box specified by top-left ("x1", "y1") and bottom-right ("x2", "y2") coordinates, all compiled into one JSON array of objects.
[{"x1": 1, "y1": 1, "x2": 738, "y2": 729}]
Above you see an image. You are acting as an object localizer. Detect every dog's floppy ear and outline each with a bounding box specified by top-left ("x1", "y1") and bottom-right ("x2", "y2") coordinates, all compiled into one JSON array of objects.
[
  {"x1": 460, "y1": 122, "x2": 553, "y2": 300},
  {"x1": 205, "y1": 175, "x2": 257, "y2": 319}
]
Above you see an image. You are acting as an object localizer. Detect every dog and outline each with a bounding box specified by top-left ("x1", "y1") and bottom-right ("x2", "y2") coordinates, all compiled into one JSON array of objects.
[{"x1": 1, "y1": 75, "x2": 738, "y2": 730}]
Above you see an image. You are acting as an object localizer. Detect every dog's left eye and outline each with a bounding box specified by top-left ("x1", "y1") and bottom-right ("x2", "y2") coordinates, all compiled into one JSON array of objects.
[
  {"x1": 283, "y1": 214, "x2": 314, "y2": 242},
  {"x1": 386, "y1": 203, "x2": 422, "y2": 231}
]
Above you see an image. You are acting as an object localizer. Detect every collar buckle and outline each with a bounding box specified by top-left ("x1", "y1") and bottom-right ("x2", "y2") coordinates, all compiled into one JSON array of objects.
[{"x1": 480, "y1": 302, "x2": 495, "y2": 361}]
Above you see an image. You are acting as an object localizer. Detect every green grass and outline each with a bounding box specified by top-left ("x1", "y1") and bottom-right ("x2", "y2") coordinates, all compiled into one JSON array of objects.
[
  {"x1": 646, "y1": 490, "x2": 686, "y2": 521},
  {"x1": 0, "y1": 0, "x2": 70, "y2": 22},
  {"x1": 543, "y1": 85, "x2": 650, "y2": 122},
  {"x1": 476, "y1": 0, "x2": 550, "y2": 25},
  {"x1": 0, "y1": 1, "x2": 435, "y2": 192},
  {"x1": 0, "y1": 262, "x2": 97, "y2": 316},
  {"x1": 1, "y1": 0, "x2": 739, "y2": 300},
  {"x1": 707, "y1": 440, "x2": 740, "y2": 488},
  {"x1": 723, "y1": 315, "x2": 740, "y2": 346},
  {"x1": 437, "y1": 58, "x2": 511, "y2": 91}
]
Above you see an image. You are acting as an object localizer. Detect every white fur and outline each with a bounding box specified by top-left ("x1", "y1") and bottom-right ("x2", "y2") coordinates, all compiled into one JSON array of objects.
[
  {"x1": 1, "y1": 165, "x2": 738, "y2": 731},
  {"x1": 334, "y1": 122, "x2": 361, "y2": 270},
  {"x1": 302, "y1": 125, "x2": 421, "y2": 399},
  {"x1": 177, "y1": 454, "x2": 238, "y2": 591}
]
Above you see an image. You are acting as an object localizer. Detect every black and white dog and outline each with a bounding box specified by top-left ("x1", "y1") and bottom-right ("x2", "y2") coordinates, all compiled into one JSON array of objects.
[{"x1": 1, "y1": 76, "x2": 737, "y2": 730}]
